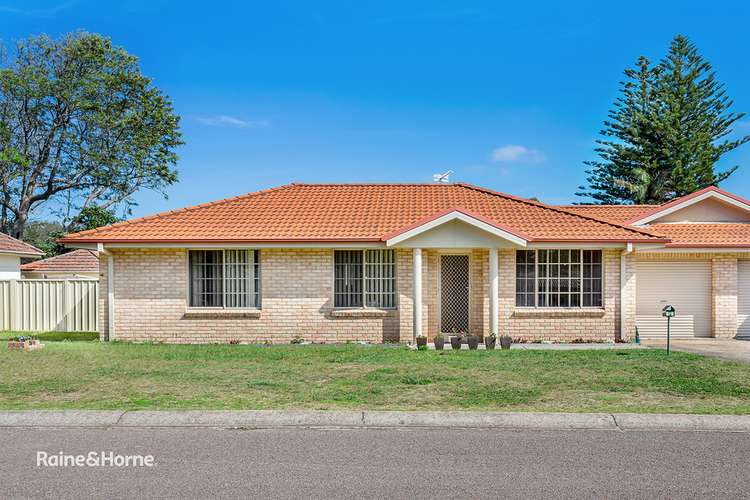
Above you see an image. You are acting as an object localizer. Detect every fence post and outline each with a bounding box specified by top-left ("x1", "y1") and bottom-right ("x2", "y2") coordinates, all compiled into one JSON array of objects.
[
  {"x1": 64, "y1": 279, "x2": 72, "y2": 332},
  {"x1": 8, "y1": 279, "x2": 18, "y2": 331}
]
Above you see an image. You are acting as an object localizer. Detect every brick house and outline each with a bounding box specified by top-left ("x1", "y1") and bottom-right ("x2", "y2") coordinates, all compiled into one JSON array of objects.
[{"x1": 59, "y1": 183, "x2": 750, "y2": 343}]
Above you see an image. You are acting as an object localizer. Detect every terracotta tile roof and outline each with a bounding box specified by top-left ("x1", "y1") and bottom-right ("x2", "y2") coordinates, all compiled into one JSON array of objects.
[
  {"x1": 60, "y1": 183, "x2": 666, "y2": 244},
  {"x1": 0, "y1": 233, "x2": 43, "y2": 256},
  {"x1": 649, "y1": 224, "x2": 750, "y2": 248},
  {"x1": 555, "y1": 205, "x2": 656, "y2": 224},
  {"x1": 20, "y1": 249, "x2": 99, "y2": 272}
]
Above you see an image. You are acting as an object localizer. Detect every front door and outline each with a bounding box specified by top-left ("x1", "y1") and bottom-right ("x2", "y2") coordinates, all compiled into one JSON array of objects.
[{"x1": 440, "y1": 254, "x2": 470, "y2": 334}]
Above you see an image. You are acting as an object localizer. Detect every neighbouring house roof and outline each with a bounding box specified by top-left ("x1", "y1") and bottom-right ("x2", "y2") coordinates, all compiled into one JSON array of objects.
[
  {"x1": 557, "y1": 186, "x2": 750, "y2": 248},
  {"x1": 0, "y1": 233, "x2": 44, "y2": 257},
  {"x1": 647, "y1": 224, "x2": 750, "y2": 248},
  {"x1": 59, "y1": 183, "x2": 668, "y2": 245},
  {"x1": 20, "y1": 249, "x2": 99, "y2": 273}
]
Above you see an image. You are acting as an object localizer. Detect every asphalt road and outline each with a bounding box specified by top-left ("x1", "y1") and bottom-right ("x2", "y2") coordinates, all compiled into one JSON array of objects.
[{"x1": 1, "y1": 427, "x2": 748, "y2": 499}]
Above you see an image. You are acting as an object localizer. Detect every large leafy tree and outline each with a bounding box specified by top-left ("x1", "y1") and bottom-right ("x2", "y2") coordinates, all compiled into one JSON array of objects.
[
  {"x1": 24, "y1": 206, "x2": 121, "y2": 258},
  {"x1": 578, "y1": 35, "x2": 748, "y2": 204},
  {"x1": 0, "y1": 32, "x2": 182, "y2": 238}
]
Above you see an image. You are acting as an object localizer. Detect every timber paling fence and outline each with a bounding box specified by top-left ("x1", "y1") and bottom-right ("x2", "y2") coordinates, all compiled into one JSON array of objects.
[{"x1": 0, "y1": 279, "x2": 98, "y2": 332}]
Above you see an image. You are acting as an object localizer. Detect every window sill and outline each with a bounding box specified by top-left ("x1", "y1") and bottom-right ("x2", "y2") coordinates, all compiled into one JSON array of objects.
[
  {"x1": 330, "y1": 308, "x2": 393, "y2": 318},
  {"x1": 512, "y1": 308, "x2": 605, "y2": 318},
  {"x1": 183, "y1": 308, "x2": 261, "y2": 319}
]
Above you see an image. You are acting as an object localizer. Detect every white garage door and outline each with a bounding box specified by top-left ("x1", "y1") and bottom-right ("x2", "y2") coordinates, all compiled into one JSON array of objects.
[
  {"x1": 738, "y1": 261, "x2": 750, "y2": 339},
  {"x1": 636, "y1": 261, "x2": 711, "y2": 339}
]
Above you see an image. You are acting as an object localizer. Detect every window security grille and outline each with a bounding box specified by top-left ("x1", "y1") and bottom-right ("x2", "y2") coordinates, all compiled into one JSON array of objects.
[
  {"x1": 334, "y1": 250, "x2": 396, "y2": 308},
  {"x1": 189, "y1": 250, "x2": 260, "y2": 308},
  {"x1": 515, "y1": 249, "x2": 602, "y2": 308}
]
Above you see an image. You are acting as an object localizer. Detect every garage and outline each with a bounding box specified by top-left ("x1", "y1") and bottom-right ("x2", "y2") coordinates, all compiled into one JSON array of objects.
[
  {"x1": 738, "y1": 261, "x2": 750, "y2": 339},
  {"x1": 636, "y1": 261, "x2": 711, "y2": 339}
]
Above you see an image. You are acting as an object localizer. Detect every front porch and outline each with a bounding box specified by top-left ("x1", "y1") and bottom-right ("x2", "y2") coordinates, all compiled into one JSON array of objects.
[
  {"x1": 408, "y1": 248, "x2": 498, "y2": 341},
  {"x1": 388, "y1": 210, "x2": 622, "y2": 344}
]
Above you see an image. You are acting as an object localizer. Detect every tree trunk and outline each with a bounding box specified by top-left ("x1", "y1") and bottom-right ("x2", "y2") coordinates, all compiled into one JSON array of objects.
[{"x1": 10, "y1": 212, "x2": 27, "y2": 240}]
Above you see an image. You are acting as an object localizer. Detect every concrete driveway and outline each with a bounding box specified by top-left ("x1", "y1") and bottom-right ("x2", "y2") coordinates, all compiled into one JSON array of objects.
[{"x1": 642, "y1": 338, "x2": 750, "y2": 363}]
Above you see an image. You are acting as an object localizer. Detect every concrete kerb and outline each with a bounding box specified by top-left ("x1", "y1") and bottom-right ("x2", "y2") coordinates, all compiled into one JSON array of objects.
[{"x1": 1, "y1": 410, "x2": 750, "y2": 431}]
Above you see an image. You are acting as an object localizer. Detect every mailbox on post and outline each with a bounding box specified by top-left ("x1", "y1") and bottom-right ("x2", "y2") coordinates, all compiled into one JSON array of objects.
[{"x1": 662, "y1": 305, "x2": 676, "y2": 354}]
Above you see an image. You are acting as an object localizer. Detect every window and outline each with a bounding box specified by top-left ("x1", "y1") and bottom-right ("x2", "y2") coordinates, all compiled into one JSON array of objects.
[
  {"x1": 334, "y1": 250, "x2": 396, "y2": 308},
  {"x1": 189, "y1": 250, "x2": 260, "y2": 308},
  {"x1": 515, "y1": 250, "x2": 602, "y2": 308}
]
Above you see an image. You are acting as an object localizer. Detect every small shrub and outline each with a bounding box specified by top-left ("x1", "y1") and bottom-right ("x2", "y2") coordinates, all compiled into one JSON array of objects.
[{"x1": 228, "y1": 339, "x2": 241, "y2": 345}]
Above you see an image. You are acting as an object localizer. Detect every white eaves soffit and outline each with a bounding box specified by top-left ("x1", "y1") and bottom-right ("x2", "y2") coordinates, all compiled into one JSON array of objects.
[{"x1": 385, "y1": 211, "x2": 528, "y2": 248}]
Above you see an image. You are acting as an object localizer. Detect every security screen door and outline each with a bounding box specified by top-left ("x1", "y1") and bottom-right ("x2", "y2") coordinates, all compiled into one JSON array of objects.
[{"x1": 440, "y1": 254, "x2": 470, "y2": 334}]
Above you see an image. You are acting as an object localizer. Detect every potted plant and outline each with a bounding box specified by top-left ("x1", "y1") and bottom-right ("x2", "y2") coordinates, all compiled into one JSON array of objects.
[
  {"x1": 7, "y1": 335, "x2": 43, "y2": 351},
  {"x1": 434, "y1": 333, "x2": 445, "y2": 350},
  {"x1": 450, "y1": 332, "x2": 463, "y2": 350},
  {"x1": 500, "y1": 335, "x2": 512, "y2": 350},
  {"x1": 485, "y1": 333, "x2": 496, "y2": 350},
  {"x1": 416, "y1": 335, "x2": 428, "y2": 350},
  {"x1": 466, "y1": 334, "x2": 479, "y2": 350}
]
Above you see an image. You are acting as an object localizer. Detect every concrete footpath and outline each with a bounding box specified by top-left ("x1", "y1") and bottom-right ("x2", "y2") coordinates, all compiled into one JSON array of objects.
[{"x1": 1, "y1": 410, "x2": 749, "y2": 432}]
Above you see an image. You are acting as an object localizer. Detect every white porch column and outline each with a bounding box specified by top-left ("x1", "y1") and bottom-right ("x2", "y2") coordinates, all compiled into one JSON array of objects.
[
  {"x1": 489, "y1": 247, "x2": 499, "y2": 336},
  {"x1": 413, "y1": 248, "x2": 423, "y2": 340}
]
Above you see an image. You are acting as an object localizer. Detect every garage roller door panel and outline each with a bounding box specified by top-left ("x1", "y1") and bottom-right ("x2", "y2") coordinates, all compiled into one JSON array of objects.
[{"x1": 636, "y1": 261, "x2": 711, "y2": 339}]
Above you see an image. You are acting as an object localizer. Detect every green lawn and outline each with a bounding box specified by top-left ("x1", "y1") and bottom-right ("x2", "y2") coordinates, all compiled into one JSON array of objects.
[{"x1": 1, "y1": 339, "x2": 749, "y2": 413}]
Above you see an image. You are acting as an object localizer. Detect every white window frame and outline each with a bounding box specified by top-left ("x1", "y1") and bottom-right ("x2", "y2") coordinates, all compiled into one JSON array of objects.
[
  {"x1": 187, "y1": 249, "x2": 261, "y2": 310},
  {"x1": 332, "y1": 249, "x2": 397, "y2": 310},
  {"x1": 515, "y1": 249, "x2": 604, "y2": 309}
]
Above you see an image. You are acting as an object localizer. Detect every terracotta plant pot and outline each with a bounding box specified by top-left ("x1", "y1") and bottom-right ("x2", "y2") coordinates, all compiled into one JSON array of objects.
[
  {"x1": 450, "y1": 336, "x2": 463, "y2": 350},
  {"x1": 434, "y1": 337, "x2": 445, "y2": 350},
  {"x1": 466, "y1": 336, "x2": 479, "y2": 350},
  {"x1": 484, "y1": 336, "x2": 496, "y2": 350},
  {"x1": 416, "y1": 336, "x2": 427, "y2": 348},
  {"x1": 500, "y1": 335, "x2": 512, "y2": 350}
]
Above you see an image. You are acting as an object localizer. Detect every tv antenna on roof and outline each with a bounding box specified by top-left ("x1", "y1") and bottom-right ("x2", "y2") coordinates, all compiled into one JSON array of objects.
[{"x1": 432, "y1": 170, "x2": 453, "y2": 183}]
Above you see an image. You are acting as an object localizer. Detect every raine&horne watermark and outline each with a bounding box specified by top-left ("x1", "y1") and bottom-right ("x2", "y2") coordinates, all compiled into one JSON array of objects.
[{"x1": 37, "y1": 451, "x2": 156, "y2": 467}]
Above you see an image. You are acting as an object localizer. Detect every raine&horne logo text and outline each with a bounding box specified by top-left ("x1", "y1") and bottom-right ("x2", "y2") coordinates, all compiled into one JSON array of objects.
[{"x1": 37, "y1": 451, "x2": 156, "y2": 467}]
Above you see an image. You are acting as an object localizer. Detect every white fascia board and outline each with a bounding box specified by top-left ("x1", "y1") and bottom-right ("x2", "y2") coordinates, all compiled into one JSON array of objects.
[
  {"x1": 385, "y1": 211, "x2": 527, "y2": 247},
  {"x1": 84, "y1": 241, "x2": 387, "y2": 249},
  {"x1": 526, "y1": 242, "x2": 626, "y2": 249},
  {"x1": 63, "y1": 242, "x2": 99, "y2": 250},
  {"x1": 636, "y1": 246, "x2": 750, "y2": 253},
  {"x1": 632, "y1": 191, "x2": 750, "y2": 226}
]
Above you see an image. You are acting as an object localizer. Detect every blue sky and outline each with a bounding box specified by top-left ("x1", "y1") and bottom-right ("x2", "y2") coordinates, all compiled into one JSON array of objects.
[{"x1": 3, "y1": 0, "x2": 750, "y2": 218}]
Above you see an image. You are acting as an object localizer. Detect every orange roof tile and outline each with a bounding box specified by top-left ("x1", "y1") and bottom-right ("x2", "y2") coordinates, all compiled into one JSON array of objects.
[
  {"x1": 650, "y1": 224, "x2": 750, "y2": 248},
  {"x1": 555, "y1": 205, "x2": 656, "y2": 224},
  {"x1": 0, "y1": 233, "x2": 43, "y2": 256},
  {"x1": 21, "y1": 249, "x2": 99, "y2": 272},
  {"x1": 60, "y1": 183, "x2": 667, "y2": 244}
]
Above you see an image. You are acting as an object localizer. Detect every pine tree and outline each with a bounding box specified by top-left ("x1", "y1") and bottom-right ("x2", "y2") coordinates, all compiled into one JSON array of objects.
[{"x1": 577, "y1": 35, "x2": 748, "y2": 204}]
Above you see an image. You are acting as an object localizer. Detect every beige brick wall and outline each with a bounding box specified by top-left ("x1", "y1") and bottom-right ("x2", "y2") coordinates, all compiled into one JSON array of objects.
[
  {"x1": 101, "y1": 246, "x2": 749, "y2": 344},
  {"x1": 100, "y1": 248, "x2": 400, "y2": 344}
]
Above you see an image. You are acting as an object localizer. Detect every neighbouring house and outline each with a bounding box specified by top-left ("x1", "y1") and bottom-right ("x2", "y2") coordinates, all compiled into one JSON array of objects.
[
  {"x1": 58, "y1": 183, "x2": 750, "y2": 344},
  {"x1": 0, "y1": 233, "x2": 43, "y2": 279},
  {"x1": 20, "y1": 249, "x2": 99, "y2": 280}
]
